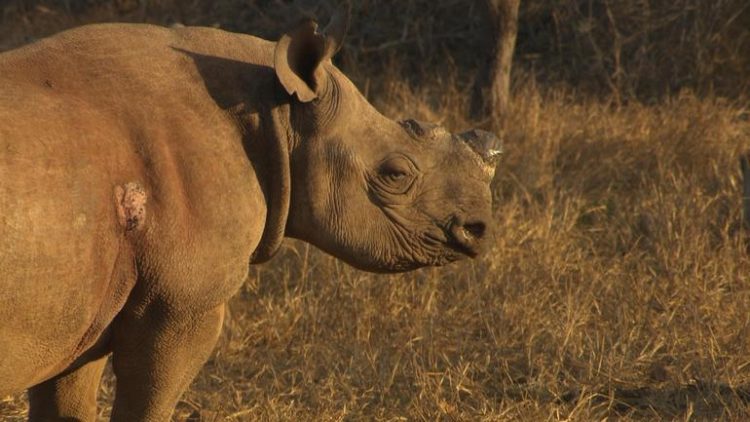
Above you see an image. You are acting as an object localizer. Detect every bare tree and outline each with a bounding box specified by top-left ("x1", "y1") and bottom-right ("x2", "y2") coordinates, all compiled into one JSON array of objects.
[{"x1": 471, "y1": 0, "x2": 520, "y2": 125}]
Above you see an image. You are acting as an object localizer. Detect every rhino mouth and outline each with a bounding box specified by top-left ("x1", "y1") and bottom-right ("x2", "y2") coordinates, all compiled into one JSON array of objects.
[
  {"x1": 361, "y1": 228, "x2": 470, "y2": 274},
  {"x1": 380, "y1": 209, "x2": 478, "y2": 269},
  {"x1": 445, "y1": 235, "x2": 480, "y2": 258},
  {"x1": 423, "y1": 229, "x2": 477, "y2": 261}
]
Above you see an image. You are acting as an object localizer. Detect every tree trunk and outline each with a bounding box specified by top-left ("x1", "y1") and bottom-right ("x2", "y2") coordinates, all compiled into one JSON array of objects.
[
  {"x1": 741, "y1": 152, "x2": 750, "y2": 229},
  {"x1": 471, "y1": 0, "x2": 521, "y2": 125}
]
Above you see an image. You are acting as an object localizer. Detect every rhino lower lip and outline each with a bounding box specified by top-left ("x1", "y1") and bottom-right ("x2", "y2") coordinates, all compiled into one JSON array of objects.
[
  {"x1": 446, "y1": 239, "x2": 479, "y2": 258},
  {"x1": 424, "y1": 231, "x2": 478, "y2": 258}
]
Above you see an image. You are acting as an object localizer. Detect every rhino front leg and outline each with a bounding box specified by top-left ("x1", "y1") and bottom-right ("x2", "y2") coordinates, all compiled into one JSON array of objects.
[
  {"x1": 28, "y1": 355, "x2": 108, "y2": 422},
  {"x1": 110, "y1": 303, "x2": 225, "y2": 421}
]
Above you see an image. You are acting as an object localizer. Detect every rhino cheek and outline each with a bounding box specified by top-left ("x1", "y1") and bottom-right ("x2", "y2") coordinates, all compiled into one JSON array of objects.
[{"x1": 372, "y1": 208, "x2": 456, "y2": 269}]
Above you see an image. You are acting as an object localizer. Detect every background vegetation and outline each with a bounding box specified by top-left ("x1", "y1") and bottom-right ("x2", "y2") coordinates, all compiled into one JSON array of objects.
[{"x1": 2, "y1": 0, "x2": 750, "y2": 420}]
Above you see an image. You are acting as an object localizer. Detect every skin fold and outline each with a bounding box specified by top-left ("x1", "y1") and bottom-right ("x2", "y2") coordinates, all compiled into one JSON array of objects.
[{"x1": 0, "y1": 8, "x2": 500, "y2": 421}]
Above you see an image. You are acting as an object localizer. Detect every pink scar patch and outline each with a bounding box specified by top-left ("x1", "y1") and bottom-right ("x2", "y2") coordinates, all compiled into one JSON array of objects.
[{"x1": 114, "y1": 182, "x2": 147, "y2": 231}]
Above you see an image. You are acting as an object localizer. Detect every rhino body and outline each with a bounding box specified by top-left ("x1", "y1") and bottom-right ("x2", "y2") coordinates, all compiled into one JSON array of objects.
[{"x1": 0, "y1": 13, "x2": 497, "y2": 421}]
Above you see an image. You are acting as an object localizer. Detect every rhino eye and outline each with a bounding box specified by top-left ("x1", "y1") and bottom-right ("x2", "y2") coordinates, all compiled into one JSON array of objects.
[
  {"x1": 376, "y1": 156, "x2": 417, "y2": 195},
  {"x1": 383, "y1": 169, "x2": 407, "y2": 181}
]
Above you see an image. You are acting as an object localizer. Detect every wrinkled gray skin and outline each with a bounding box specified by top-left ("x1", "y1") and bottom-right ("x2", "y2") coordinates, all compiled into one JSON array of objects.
[{"x1": 0, "y1": 8, "x2": 499, "y2": 421}]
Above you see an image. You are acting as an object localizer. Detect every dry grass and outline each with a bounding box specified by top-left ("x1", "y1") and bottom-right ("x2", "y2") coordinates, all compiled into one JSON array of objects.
[
  {"x1": 3, "y1": 1, "x2": 750, "y2": 421},
  {"x1": 3, "y1": 75, "x2": 750, "y2": 420}
]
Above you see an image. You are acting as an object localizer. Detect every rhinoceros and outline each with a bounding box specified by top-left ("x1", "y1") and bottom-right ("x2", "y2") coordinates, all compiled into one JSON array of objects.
[{"x1": 0, "y1": 8, "x2": 500, "y2": 422}]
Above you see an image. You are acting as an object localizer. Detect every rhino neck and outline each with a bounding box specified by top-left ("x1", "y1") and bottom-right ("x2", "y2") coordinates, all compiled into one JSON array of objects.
[
  {"x1": 249, "y1": 71, "x2": 341, "y2": 261},
  {"x1": 248, "y1": 98, "x2": 294, "y2": 264}
]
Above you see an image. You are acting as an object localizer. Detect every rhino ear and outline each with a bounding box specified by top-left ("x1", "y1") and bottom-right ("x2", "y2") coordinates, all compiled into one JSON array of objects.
[
  {"x1": 321, "y1": 2, "x2": 350, "y2": 59},
  {"x1": 274, "y1": 5, "x2": 350, "y2": 103}
]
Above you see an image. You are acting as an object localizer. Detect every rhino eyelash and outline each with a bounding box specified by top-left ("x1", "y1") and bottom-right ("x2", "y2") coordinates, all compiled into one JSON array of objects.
[
  {"x1": 377, "y1": 155, "x2": 417, "y2": 177},
  {"x1": 383, "y1": 171, "x2": 408, "y2": 181},
  {"x1": 378, "y1": 165, "x2": 413, "y2": 182}
]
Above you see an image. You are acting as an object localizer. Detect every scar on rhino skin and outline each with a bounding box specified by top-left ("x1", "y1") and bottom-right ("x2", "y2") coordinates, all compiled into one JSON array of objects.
[{"x1": 114, "y1": 182, "x2": 146, "y2": 231}]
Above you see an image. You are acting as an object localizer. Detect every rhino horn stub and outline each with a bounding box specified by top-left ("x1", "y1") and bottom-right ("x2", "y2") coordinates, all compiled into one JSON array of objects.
[
  {"x1": 399, "y1": 119, "x2": 449, "y2": 141},
  {"x1": 458, "y1": 129, "x2": 503, "y2": 173}
]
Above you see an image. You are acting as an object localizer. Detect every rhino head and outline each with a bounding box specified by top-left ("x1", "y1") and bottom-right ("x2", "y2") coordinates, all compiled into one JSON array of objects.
[{"x1": 271, "y1": 9, "x2": 501, "y2": 273}]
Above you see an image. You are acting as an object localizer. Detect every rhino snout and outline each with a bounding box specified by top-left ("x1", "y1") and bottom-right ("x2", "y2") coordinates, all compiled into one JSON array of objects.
[{"x1": 446, "y1": 214, "x2": 489, "y2": 258}]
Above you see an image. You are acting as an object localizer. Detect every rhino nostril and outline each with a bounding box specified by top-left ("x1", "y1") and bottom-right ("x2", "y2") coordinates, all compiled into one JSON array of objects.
[
  {"x1": 463, "y1": 221, "x2": 486, "y2": 239},
  {"x1": 446, "y1": 218, "x2": 485, "y2": 258}
]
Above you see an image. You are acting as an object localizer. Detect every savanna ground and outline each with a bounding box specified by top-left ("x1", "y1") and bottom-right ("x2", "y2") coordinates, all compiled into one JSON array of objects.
[{"x1": 2, "y1": 1, "x2": 750, "y2": 420}]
